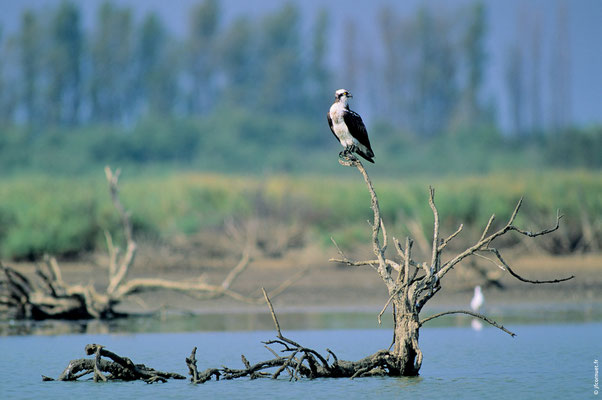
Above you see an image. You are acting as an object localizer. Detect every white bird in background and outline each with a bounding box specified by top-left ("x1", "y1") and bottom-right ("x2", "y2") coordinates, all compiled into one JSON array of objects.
[
  {"x1": 470, "y1": 285, "x2": 484, "y2": 312},
  {"x1": 470, "y1": 285, "x2": 484, "y2": 331}
]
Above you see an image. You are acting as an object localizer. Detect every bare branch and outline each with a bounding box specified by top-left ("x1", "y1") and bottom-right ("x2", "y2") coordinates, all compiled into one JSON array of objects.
[
  {"x1": 326, "y1": 349, "x2": 338, "y2": 364},
  {"x1": 113, "y1": 278, "x2": 264, "y2": 304},
  {"x1": 485, "y1": 248, "x2": 574, "y2": 284},
  {"x1": 34, "y1": 263, "x2": 59, "y2": 297},
  {"x1": 329, "y1": 237, "x2": 378, "y2": 269},
  {"x1": 43, "y1": 255, "x2": 65, "y2": 290},
  {"x1": 380, "y1": 218, "x2": 389, "y2": 254},
  {"x1": 330, "y1": 237, "x2": 346, "y2": 259},
  {"x1": 105, "y1": 166, "x2": 137, "y2": 297},
  {"x1": 420, "y1": 310, "x2": 516, "y2": 337},
  {"x1": 262, "y1": 287, "x2": 282, "y2": 339},
  {"x1": 104, "y1": 167, "x2": 132, "y2": 244},
  {"x1": 331, "y1": 235, "x2": 401, "y2": 273},
  {"x1": 473, "y1": 252, "x2": 506, "y2": 270},
  {"x1": 437, "y1": 199, "x2": 564, "y2": 281},
  {"x1": 377, "y1": 293, "x2": 394, "y2": 325},
  {"x1": 329, "y1": 237, "x2": 383, "y2": 270},
  {"x1": 340, "y1": 155, "x2": 392, "y2": 286},
  {"x1": 438, "y1": 224, "x2": 464, "y2": 252},
  {"x1": 402, "y1": 238, "x2": 412, "y2": 286},
  {"x1": 508, "y1": 209, "x2": 563, "y2": 238},
  {"x1": 428, "y1": 186, "x2": 440, "y2": 270},
  {"x1": 93, "y1": 345, "x2": 107, "y2": 382},
  {"x1": 397, "y1": 237, "x2": 411, "y2": 285},
  {"x1": 508, "y1": 197, "x2": 523, "y2": 225},
  {"x1": 377, "y1": 238, "x2": 420, "y2": 325},
  {"x1": 221, "y1": 246, "x2": 252, "y2": 290},
  {"x1": 104, "y1": 230, "x2": 118, "y2": 277},
  {"x1": 479, "y1": 214, "x2": 496, "y2": 242}
]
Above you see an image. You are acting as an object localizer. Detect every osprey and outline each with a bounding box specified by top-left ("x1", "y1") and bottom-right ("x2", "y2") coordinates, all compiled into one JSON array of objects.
[{"x1": 327, "y1": 89, "x2": 375, "y2": 163}]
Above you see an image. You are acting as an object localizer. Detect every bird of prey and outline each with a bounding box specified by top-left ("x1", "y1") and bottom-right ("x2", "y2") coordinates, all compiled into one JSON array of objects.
[{"x1": 327, "y1": 89, "x2": 375, "y2": 163}]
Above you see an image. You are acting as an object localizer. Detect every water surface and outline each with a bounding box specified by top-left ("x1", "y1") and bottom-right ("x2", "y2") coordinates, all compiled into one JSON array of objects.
[{"x1": 1, "y1": 322, "x2": 599, "y2": 399}]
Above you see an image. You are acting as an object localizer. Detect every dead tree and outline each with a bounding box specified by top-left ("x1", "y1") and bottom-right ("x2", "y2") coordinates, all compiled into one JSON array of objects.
[
  {"x1": 328, "y1": 155, "x2": 574, "y2": 376},
  {"x1": 185, "y1": 289, "x2": 403, "y2": 383},
  {"x1": 0, "y1": 167, "x2": 302, "y2": 320},
  {"x1": 42, "y1": 344, "x2": 186, "y2": 383},
  {"x1": 45, "y1": 290, "x2": 403, "y2": 384},
  {"x1": 40, "y1": 157, "x2": 575, "y2": 384},
  {"x1": 185, "y1": 163, "x2": 574, "y2": 381}
]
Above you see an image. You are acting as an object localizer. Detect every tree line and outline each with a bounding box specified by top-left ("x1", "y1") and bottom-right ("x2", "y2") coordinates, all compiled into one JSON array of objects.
[
  {"x1": 0, "y1": 0, "x2": 598, "y2": 174},
  {"x1": 1, "y1": 1, "x2": 572, "y2": 133},
  {"x1": 0, "y1": 1, "x2": 329, "y2": 127}
]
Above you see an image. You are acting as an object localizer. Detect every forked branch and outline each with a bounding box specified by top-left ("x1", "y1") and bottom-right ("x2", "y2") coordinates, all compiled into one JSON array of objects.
[
  {"x1": 436, "y1": 198, "x2": 571, "y2": 283},
  {"x1": 420, "y1": 310, "x2": 516, "y2": 337}
]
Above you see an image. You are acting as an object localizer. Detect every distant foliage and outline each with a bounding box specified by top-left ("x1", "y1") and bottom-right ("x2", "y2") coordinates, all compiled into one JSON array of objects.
[
  {"x1": 0, "y1": 1, "x2": 597, "y2": 174},
  {"x1": 0, "y1": 172, "x2": 599, "y2": 260}
]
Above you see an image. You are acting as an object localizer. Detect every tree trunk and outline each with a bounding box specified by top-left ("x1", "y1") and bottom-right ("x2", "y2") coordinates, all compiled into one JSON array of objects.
[{"x1": 391, "y1": 297, "x2": 421, "y2": 376}]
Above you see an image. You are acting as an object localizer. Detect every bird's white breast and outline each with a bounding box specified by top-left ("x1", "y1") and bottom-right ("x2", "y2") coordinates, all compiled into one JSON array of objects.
[{"x1": 329, "y1": 103, "x2": 357, "y2": 148}]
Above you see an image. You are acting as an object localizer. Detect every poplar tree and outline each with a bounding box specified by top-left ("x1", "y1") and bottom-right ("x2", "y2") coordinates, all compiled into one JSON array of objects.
[{"x1": 47, "y1": 2, "x2": 82, "y2": 125}]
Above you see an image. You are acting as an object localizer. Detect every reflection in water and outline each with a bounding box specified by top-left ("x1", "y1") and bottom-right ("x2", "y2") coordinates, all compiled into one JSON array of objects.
[
  {"x1": 1, "y1": 318, "x2": 112, "y2": 336},
  {"x1": 1, "y1": 301, "x2": 601, "y2": 336}
]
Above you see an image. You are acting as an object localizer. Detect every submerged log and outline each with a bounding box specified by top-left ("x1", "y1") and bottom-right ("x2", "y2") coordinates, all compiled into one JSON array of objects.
[
  {"x1": 185, "y1": 289, "x2": 406, "y2": 383},
  {"x1": 43, "y1": 344, "x2": 186, "y2": 383}
]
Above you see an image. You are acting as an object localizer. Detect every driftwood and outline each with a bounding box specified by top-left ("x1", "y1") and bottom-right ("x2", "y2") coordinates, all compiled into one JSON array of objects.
[
  {"x1": 0, "y1": 167, "x2": 303, "y2": 320},
  {"x1": 328, "y1": 154, "x2": 574, "y2": 376},
  {"x1": 185, "y1": 289, "x2": 403, "y2": 383},
  {"x1": 42, "y1": 343, "x2": 186, "y2": 383},
  {"x1": 43, "y1": 290, "x2": 405, "y2": 384}
]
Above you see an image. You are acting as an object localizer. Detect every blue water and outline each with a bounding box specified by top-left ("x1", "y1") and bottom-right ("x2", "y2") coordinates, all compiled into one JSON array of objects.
[{"x1": 1, "y1": 322, "x2": 599, "y2": 399}]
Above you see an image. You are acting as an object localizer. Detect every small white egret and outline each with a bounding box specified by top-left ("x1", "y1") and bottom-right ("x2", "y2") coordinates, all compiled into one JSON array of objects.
[
  {"x1": 470, "y1": 285, "x2": 484, "y2": 331},
  {"x1": 470, "y1": 285, "x2": 484, "y2": 312}
]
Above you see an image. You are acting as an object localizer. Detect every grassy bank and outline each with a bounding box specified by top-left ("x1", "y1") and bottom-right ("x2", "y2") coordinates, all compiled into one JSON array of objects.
[{"x1": 0, "y1": 170, "x2": 600, "y2": 260}]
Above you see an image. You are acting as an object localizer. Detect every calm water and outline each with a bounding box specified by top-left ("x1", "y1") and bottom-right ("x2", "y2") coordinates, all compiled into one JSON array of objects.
[{"x1": 1, "y1": 321, "x2": 600, "y2": 399}]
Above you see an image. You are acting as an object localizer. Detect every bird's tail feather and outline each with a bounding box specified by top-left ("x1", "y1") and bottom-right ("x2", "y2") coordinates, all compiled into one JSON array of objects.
[{"x1": 356, "y1": 149, "x2": 375, "y2": 163}]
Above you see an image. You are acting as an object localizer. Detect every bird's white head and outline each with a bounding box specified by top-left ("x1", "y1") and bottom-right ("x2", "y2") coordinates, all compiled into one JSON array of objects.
[{"x1": 334, "y1": 89, "x2": 353, "y2": 106}]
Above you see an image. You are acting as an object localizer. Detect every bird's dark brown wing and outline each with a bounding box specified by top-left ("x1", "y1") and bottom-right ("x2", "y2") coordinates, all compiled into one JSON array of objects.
[{"x1": 343, "y1": 109, "x2": 374, "y2": 156}]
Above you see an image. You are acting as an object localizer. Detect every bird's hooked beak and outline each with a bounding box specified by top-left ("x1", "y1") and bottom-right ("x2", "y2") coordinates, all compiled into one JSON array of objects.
[{"x1": 345, "y1": 92, "x2": 353, "y2": 98}]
